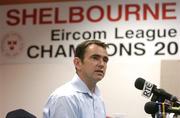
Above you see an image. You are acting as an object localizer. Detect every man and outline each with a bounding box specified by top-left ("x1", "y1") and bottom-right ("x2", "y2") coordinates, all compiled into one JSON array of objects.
[{"x1": 43, "y1": 40, "x2": 109, "y2": 118}]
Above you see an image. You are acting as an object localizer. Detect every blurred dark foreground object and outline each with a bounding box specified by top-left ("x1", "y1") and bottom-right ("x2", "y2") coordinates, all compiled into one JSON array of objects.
[{"x1": 6, "y1": 109, "x2": 36, "y2": 118}]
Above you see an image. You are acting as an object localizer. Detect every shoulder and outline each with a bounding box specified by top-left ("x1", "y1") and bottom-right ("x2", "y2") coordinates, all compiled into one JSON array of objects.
[
  {"x1": 47, "y1": 82, "x2": 79, "y2": 104},
  {"x1": 52, "y1": 83, "x2": 74, "y2": 97}
]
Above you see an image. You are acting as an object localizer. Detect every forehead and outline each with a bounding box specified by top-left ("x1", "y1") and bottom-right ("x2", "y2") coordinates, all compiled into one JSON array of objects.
[{"x1": 85, "y1": 44, "x2": 108, "y2": 56}]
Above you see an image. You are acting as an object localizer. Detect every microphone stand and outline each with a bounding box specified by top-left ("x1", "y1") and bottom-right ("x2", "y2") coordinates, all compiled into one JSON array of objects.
[{"x1": 150, "y1": 95, "x2": 166, "y2": 118}]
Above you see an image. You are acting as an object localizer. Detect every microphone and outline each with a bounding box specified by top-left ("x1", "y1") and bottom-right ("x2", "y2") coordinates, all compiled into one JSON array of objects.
[
  {"x1": 134, "y1": 77, "x2": 178, "y2": 102},
  {"x1": 144, "y1": 101, "x2": 180, "y2": 115}
]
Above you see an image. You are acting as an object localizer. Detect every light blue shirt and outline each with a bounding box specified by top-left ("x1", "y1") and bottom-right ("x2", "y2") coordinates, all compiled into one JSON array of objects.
[{"x1": 43, "y1": 74, "x2": 106, "y2": 118}]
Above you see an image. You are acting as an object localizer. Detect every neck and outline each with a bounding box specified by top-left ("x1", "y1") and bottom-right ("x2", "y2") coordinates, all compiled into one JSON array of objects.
[
  {"x1": 77, "y1": 73, "x2": 96, "y2": 93},
  {"x1": 85, "y1": 80, "x2": 96, "y2": 93}
]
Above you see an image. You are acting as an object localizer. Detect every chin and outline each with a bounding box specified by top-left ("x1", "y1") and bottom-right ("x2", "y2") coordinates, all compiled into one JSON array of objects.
[{"x1": 95, "y1": 76, "x2": 104, "y2": 81}]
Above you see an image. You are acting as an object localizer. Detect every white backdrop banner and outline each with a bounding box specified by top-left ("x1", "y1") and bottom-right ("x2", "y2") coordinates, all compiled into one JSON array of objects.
[{"x1": 0, "y1": 0, "x2": 180, "y2": 64}]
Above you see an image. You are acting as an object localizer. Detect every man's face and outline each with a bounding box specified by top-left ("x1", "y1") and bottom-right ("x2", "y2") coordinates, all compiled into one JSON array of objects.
[{"x1": 78, "y1": 44, "x2": 109, "y2": 83}]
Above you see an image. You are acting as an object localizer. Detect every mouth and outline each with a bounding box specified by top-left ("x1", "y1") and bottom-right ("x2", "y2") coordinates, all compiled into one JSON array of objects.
[
  {"x1": 10, "y1": 46, "x2": 14, "y2": 50},
  {"x1": 95, "y1": 70, "x2": 104, "y2": 75}
]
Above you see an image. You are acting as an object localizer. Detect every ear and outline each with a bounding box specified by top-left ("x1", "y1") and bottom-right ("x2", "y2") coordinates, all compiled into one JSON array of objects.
[{"x1": 73, "y1": 57, "x2": 82, "y2": 70}]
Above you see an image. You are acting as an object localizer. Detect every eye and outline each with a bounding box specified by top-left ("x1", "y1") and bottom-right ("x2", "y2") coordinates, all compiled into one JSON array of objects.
[
  {"x1": 103, "y1": 57, "x2": 109, "y2": 63},
  {"x1": 92, "y1": 55, "x2": 99, "y2": 60},
  {"x1": 8, "y1": 41, "x2": 11, "y2": 45},
  {"x1": 13, "y1": 41, "x2": 17, "y2": 45}
]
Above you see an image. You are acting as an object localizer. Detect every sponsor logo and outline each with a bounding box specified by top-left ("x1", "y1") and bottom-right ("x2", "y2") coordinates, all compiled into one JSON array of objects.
[{"x1": 1, "y1": 32, "x2": 24, "y2": 57}]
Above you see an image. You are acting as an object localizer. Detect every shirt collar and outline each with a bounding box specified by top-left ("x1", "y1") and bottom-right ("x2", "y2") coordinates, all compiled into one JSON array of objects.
[{"x1": 70, "y1": 74, "x2": 101, "y2": 97}]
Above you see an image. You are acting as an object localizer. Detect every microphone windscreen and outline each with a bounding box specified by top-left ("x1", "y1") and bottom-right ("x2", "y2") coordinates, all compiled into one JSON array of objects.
[
  {"x1": 144, "y1": 102, "x2": 158, "y2": 114},
  {"x1": 135, "y1": 78, "x2": 145, "y2": 90}
]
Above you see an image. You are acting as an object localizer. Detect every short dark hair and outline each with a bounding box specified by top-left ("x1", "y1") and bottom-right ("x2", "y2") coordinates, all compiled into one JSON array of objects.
[{"x1": 75, "y1": 40, "x2": 108, "y2": 61}]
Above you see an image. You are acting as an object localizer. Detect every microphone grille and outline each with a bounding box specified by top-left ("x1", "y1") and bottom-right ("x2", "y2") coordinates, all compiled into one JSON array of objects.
[
  {"x1": 144, "y1": 102, "x2": 158, "y2": 114},
  {"x1": 134, "y1": 77, "x2": 145, "y2": 90}
]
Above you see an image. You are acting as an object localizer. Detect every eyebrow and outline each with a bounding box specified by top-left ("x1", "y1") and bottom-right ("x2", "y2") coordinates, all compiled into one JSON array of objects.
[{"x1": 91, "y1": 54, "x2": 109, "y2": 62}]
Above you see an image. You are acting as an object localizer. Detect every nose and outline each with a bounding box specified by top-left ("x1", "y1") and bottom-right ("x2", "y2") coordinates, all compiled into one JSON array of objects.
[{"x1": 98, "y1": 58, "x2": 106, "y2": 68}]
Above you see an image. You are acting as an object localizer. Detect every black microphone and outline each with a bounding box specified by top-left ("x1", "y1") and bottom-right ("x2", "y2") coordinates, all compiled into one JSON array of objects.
[
  {"x1": 144, "y1": 101, "x2": 180, "y2": 115},
  {"x1": 134, "y1": 77, "x2": 178, "y2": 102},
  {"x1": 144, "y1": 101, "x2": 159, "y2": 114}
]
